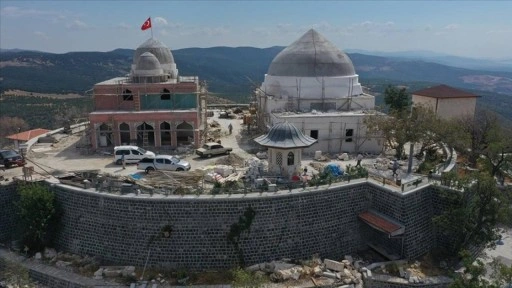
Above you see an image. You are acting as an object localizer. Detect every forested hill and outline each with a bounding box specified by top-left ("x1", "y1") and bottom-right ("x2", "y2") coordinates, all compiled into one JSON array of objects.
[{"x1": 1, "y1": 46, "x2": 512, "y2": 119}]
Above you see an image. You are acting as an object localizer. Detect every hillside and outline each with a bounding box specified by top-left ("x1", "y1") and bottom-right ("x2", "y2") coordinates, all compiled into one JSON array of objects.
[{"x1": 1, "y1": 47, "x2": 511, "y2": 120}]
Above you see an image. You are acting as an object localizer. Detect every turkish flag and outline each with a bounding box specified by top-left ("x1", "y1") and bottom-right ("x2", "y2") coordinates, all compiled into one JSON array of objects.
[{"x1": 141, "y1": 17, "x2": 151, "y2": 31}]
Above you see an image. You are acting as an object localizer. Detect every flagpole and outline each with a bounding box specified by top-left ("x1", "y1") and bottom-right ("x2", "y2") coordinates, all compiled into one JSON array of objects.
[{"x1": 150, "y1": 16, "x2": 153, "y2": 38}]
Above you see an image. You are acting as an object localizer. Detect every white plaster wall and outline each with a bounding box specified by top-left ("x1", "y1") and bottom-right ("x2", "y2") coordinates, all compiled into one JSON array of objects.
[
  {"x1": 412, "y1": 95, "x2": 476, "y2": 120},
  {"x1": 262, "y1": 75, "x2": 363, "y2": 100},
  {"x1": 268, "y1": 148, "x2": 302, "y2": 178},
  {"x1": 437, "y1": 97, "x2": 476, "y2": 119},
  {"x1": 269, "y1": 114, "x2": 383, "y2": 154},
  {"x1": 265, "y1": 95, "x2": 375, "y2": 113},
  {"x1": 412, "y1": 95, "x2": 437, "y2": 111}
]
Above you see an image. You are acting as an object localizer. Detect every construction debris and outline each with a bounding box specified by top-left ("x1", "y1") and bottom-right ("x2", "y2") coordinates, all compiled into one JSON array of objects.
[
  {"x1": 245, "y1": 255, "x2": 363, "y2": 287},
  {"x1": 214, "y1": 153, "x2": 245, "y2": 167}
]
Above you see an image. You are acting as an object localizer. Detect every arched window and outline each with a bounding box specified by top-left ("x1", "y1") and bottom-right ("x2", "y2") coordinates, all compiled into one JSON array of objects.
[
  {"x1": 161, "y1": 88, "x2": 171, "y2": 100},
  {"x1": 287, "y1": 152, "x2": 294, "y2": 166}
]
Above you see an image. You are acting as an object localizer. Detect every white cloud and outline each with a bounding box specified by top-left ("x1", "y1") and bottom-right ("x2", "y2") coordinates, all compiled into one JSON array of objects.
[
  {"x1": 486, "y1": 29, "x2": 511, "y2": 35},
  {"x1": 154, "y1": 16, "x2": 168, "y2": 26},
  {"x1": 1, "y1": 6, "x2": 63, "y2": 19},
  {"x1": 116, "y1": 22, "x2": 131, "y2": 30},
  {"x1": 66, "y1": 19, "x2": 88, "y2": 30},
  {"x1": 443, "y1": 24, "x2": 459, "y2": 30},
  {"x1": 33, "y1": 31, "x2": 49, "y2": 40}
]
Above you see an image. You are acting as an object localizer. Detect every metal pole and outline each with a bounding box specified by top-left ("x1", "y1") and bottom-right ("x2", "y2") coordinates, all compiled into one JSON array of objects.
[{"x1": 407, "y1": 142, "x2": 414, "y2": 175}]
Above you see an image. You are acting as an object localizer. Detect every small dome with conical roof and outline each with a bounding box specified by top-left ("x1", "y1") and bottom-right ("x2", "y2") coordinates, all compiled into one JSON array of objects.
[
  {"x1": 254, "y1": 122, "x2": 317, "y2": 149},
  {"x1": 267, "y1": 29, "x2": 355, "y2": 77},
  {"x1": 133, "y1": 52, "x2": 163, "y2": 76},
  {"x1": 133, "y1": 38, "x2": 175, "y2": 66}
]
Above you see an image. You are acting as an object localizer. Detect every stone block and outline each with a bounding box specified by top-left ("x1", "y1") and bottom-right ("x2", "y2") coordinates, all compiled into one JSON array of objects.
[
  {"x1": 322, "y1": 271, "x2": 338, "y2": 279},
  {"x1": 246, "y1": 264, "x2": 260, "y2": 272},
  {"x1": 344, "y1": 255, "x2": 353, "y2": 264},
  {"x1": 122, "y1": 266, "x2": 135, "y2": 277},
  {"x1": 324, "y1": 259, "x2": 344, "y2": 272}
]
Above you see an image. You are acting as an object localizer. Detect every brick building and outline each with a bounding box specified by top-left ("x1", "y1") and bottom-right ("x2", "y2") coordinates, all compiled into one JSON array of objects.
[{"x1": 89, "y1": 38, "x2": 206, "y2": 150}]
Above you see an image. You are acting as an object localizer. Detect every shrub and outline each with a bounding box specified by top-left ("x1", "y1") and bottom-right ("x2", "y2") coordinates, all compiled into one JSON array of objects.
[
  {"x1": 16, "y1": 183, "x2": 58, "y2": 254},
  {"x1": 231, "y1": 267, "x2": 265, "y2": 288}
]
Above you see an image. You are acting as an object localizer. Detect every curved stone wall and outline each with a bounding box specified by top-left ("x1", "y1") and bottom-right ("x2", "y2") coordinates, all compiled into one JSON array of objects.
[
  {"x1": 0, "y1": 180, "x2": 446, "y2": 270},
  {"x1": 51, "y1": 181, "x2": 371, "y2": 269}
]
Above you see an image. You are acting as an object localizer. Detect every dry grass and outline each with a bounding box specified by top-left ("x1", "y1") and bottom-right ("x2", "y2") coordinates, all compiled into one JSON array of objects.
[{"x1": 2, "y1": 89, "x2": 83, "y2": 99}]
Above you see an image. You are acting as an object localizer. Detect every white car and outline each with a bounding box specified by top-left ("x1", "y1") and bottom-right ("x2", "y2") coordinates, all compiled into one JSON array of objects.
[
  {"x1": 137, "y1": 155, "x2": 191, "y2": 173},
  {"x1": 114, "y1": 146, "x2": 155, "y2": 165}
]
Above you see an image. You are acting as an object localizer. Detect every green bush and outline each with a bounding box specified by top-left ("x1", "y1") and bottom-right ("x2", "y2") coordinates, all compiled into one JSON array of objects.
[
  {"x1": 231, "y1": 267, "x2": 265, "y2": 288},
  {"x1": 16, "y1": 183, "x2": 58, "y2": 254}
]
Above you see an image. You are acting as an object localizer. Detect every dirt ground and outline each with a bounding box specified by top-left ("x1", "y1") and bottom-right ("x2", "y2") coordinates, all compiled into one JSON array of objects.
[{"x1": 1, "y1": 110, "x2": 374, "y2": 184}]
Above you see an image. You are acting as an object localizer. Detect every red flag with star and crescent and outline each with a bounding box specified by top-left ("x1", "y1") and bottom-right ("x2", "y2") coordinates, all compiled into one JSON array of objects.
[{"x1": 141, "y1": 17, "x2": 152, "y2": 31}]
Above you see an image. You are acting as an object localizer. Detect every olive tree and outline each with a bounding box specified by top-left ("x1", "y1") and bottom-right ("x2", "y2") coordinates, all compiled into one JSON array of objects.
[
  {"x1": 433, "y1": 174, "x2": 510, "y2": 256},
  {"x1": 364, "y1": 105, "x2": 438, "y2": 160}
]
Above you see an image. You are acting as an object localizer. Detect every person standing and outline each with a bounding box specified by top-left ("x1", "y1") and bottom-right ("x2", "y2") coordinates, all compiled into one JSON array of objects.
[
  {"x1": 392, "y1": 159, "x2": 399, "y2": 177},
  {"x1": 121, "y1": 153, "x2": 126, "y2": 169},
  {"x1": 228, "y1": 123, "x2": 233, "y2": 135},
  {"x1": 356, "y1": 153, "x2": 363, "y2": 167}
]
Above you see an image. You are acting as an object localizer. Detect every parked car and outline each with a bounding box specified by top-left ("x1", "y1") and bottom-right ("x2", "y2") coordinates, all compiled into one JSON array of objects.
[
  {"x1": 195, "y1": 142, "x2": 233, "y2": 158},
  {"x1": 114, "y1": 146, "x2": 155, "y2": 165},
  {"x1": 137, "y1": 155, "x2": 191, "y2": 173},
  {"x1": 0, "y1": 149, "x2": 25, "y2": 169}
]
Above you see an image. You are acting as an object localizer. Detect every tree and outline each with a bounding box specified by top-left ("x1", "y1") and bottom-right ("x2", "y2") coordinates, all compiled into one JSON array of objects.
[
  {"x1": 479, "y1": 124, "x2": 512, "y2": 178},
  {"x1": 445, "y1": 111, "x2": 499, "y2": 168},
  {"x1": 433, "y1": 174, "x2": 510, "y2": 256},
  {"x1": 0, "y1": 116, "x2": 29, "y2": 147},
  {"x1": 16, "y1": 183, "x2": 58, "y2": 254},
  {"x1": 450, "y1": 251, "x2": 512, "y2": 288},
  {"x1": 365, "y1": 105, "x2": 437, "y2": 160},
  {"x1": 384, "y1": 85, "x2": 410, "y2": 112}
]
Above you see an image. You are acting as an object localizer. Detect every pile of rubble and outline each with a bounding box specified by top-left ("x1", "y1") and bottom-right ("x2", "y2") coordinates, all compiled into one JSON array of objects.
[
  {"x1": 246, "y1": 255, "x2": 364, "y2": 288},
  {"x1": 33, "y1": 247, "x2": 100, "y2": 276}
]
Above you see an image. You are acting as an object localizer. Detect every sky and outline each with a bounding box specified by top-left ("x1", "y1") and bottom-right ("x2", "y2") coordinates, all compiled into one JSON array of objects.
[{"x1": 1, "y1": 1, "x2": 511, "y2": 59}]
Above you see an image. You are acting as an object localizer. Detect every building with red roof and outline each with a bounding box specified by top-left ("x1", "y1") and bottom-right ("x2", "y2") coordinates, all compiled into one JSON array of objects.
[
  {"x1": 412, "y1": 84, "x2": 478, "y2": 119},
  {"x1": 5, "y1": 128, "x2": 50, "y2": 150}
]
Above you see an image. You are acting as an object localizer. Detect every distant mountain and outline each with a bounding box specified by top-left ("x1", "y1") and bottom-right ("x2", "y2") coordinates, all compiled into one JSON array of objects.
[
  {"x1": 346, "y1": 49, "x2": 512, "y2": 72},
  {"x1": 1, "y1": 46, "x2": 512, "y2": 119}
]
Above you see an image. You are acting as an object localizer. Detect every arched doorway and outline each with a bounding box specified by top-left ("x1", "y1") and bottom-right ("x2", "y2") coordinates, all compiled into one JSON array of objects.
[
  {"x1": 137, "y1": 122, "x2": 155, "y2": 147},
  {"x1": 119, "y1": 122, "x2": 130, "y2": 145},
  {"x1": 98, "y1": 123, "x2": 113, "y2": 147},
  {"x1": 176, "y1": 121, "x2": 194, "y2": 145},
  {"x1": 160, "y1": 121, "x2": 172, "y2": 146}
]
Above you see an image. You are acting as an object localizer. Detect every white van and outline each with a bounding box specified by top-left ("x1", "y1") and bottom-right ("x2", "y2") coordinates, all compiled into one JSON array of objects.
[{"x1": 114, "y1": 146, "x2": 155, "y2": 165}]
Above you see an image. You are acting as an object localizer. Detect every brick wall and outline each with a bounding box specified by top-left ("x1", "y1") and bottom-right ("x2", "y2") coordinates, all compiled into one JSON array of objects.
[{"x1": 0, "y1": 182, "x2": 19, "y2": 243}]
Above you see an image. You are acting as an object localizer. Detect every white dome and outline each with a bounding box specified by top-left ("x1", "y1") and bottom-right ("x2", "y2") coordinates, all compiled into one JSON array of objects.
[
  {"x1": 133, "y1": 52, "x2": 163, "y2": 76},
  {"x1": 267, "y1": 29, "x2": 356, "y2": 77}
]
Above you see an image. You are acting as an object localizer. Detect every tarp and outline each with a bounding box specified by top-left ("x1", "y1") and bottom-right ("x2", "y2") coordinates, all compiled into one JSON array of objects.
[{"x1": 324, "y1": 163, "x2": 343, "y2": 177}]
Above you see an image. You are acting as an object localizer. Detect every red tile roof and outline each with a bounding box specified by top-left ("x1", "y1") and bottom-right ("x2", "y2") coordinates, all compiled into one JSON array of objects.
[
  {"x1": 359, "y1": 211, "x2": 402, "y2": 235},
  {"x1": 413, "y1": 84, "x2": 478, "y2": 98},
  {"x1": 6, "y1": 128, "x2": 50, "y2": 141}
]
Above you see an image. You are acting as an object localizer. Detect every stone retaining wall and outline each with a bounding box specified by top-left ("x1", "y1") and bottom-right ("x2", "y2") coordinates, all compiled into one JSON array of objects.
[
  {"x1": 0, "y1": 180, "x2": 456, "y2": 270},
  {"x1": 0, "y1": 182, "x2": 19, "y2": 243}
]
